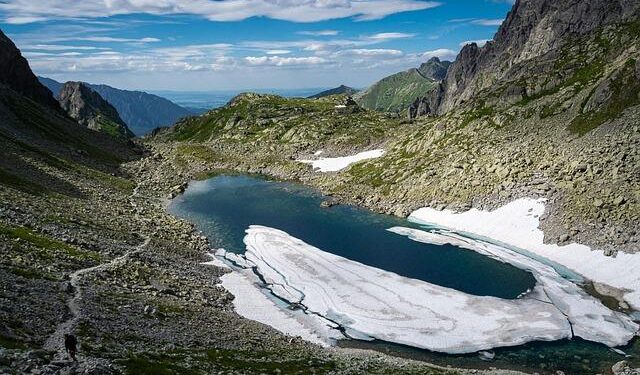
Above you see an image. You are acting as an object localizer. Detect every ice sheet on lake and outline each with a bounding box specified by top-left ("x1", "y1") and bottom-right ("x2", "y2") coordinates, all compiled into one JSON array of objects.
[
  {"x1": 297, "y1": 149, "x2": 384, "y2": 172},
  {"x1": 203, "y1": 250, "x2": 339, "y2": 347},
  {"x1": 236, "y1": 225, "x2": 638, "y2": 353},
  {"x1": 408, "y1": 198, "x2": 640, "y2": 310},
  {"x1": 388, "y1": 227, "x2": 639, "y2": 348}
]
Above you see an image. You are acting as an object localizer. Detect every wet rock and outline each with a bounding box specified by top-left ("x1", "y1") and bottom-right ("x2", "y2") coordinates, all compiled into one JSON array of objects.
[{"x1": 320, "y1": 199, "x2": 338, "y2": 208}]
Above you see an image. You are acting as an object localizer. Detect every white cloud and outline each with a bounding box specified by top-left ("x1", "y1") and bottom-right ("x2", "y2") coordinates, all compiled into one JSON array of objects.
[
  {"x1": 297, "y1": 30, "x2": 340, "y2": 36},
  {"x1": 241, "y1": 31, "x2": 416, "y2": 55},
  {"x1": 20, "y1": 44, "x2": 110, "y2": 51},
  {"x1": 420, "y1": 48, "x2": 457, "y2": 61},
  {"x1": 5, "y1": 15, "x2": 48, "y2": 24},
  {"x1": 367, "y1": 32, "x2": 415, "y2": 40},
  {"x1": 0, "y1": 0, "x2": 441, "y2": 24},
  {"x1": 244, "y1": 55, "x2": 328, "y2": 66},
  {"x1": 265, "y1": 50, "x2": 292, "y2": 55},
  {"x1": 449, "y1": 17, "x2": 504, "y2": 27},
  {"x1": 22, "y1": 51, "x2": 83, "y2": 57},
  {"x1": 75, "y1": 37, "x2": 161, "y2": 43},
  {"x1": 459, "y1": 39, "x2": 490, "y2": 48},
  {"x1": 337, "y1": 48, "x2": 403, "y2": 57},
  {"x1": 470, "y1": 18, "x2": 504, "y2": 26}
]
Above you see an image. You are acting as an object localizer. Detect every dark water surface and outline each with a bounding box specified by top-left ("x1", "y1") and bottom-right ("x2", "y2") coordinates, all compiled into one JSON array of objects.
[
  {"x1": 168, "y1": 174, "x2": 639, "y2": 374},
  {"x1": 169, "y1": 175, "x2": 535, "y2": 299}
]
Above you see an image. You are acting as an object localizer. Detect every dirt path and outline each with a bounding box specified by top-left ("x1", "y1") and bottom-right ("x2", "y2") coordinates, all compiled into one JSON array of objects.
[{"x1": 43, "y1": 179, "x2": 153, "y2": 355}]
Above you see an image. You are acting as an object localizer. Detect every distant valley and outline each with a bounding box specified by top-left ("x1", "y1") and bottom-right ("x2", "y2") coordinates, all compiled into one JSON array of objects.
[{"x1": 39, "y1": 77, "x2": 196, "y2": 136}]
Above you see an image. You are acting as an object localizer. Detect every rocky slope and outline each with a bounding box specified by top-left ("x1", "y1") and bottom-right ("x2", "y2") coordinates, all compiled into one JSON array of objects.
[
  {"x1": 355, "y1": 57, "x2": 450, "y2": 113},
  {"x1": 39, "y1": 77, "x2": 194, "y2": 136},
  {"x1": 308, "y1": 85, "x2": 359, "y2": 99},
  {"x1": 417, "y1": 57, "x2": 451, "y2": 81},
  {"x1": 0, "y1": 28, "x2": 509, "y2": 375},
  {"x1": 2, "y1": 1, "x2": 640, "y2": 373},
  {"x1": 410, "y1": 0, "x2": 640, "y2": 117},
  {"x1": 154, "y1": 0, "x2": 640, "y2": 257},
  {"x1": 0, "y1": 30, "x2": 60, "y2": 111},
  {"x1": 58, "y1": 81, "x2": 134, "y2": 140}
]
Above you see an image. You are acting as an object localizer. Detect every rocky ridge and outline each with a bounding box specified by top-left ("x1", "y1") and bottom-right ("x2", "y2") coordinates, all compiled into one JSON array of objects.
[
  {"x1": 58, "y1": 81, "x2": 135, "y2": 140},
  {"x1": 417, "y1": 57, "x2": 451, "y2": 81},
  {"x1": 1, "y1": 2, "x2": 640, "y2": 374},
  {"x1": 0, "y1": 27, "x2": 519, "y2": 375},
  {"x1": 39, "y1": 76, "x2": 195, "y2": 136},
  {"x1": 0, "y1": 29, "x2": 60, "y2": 111},
  {"x1": 409, "y1": 0, "x2": 640, "y2": 118},
  {"x1": 308, "y1": 85, "x2": 359, "y2": 99},
  {"x1": 154, "y1": 0, "x2": 640, "y2": 256},
  {"x1": 354, "y1": 57, "x2": 450, "y2": 113}
]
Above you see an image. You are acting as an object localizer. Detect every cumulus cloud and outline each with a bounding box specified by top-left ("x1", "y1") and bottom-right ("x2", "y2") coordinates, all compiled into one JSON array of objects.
[
  {"x1": 20, "y1": 44, "x2": 111, "y2": 51},
  {"x1": 4, "y1": 16, "x2": 48, "y2": 24},
  {"x1": 0, "y1": 0, "x2": 441, "y2": 24},
  {"x1": 240, "y1": 31, "x2": 416, "y2": 55},
  {"x1": 244, "y1": 55, "x2": 328, "y2": 66}
]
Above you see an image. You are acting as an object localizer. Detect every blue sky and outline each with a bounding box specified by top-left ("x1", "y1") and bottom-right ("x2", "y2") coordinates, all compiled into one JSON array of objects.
[{"x1": 0, "y1": 0, "x2": 514, "y2": 91}]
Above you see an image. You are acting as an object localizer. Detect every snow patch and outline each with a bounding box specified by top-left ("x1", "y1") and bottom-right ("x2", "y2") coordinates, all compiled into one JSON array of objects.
[
  {"x1": 297, "y1": 149, "x2": 384, "y2": 172},
  {"x1": 388, "y1": 227, "x2": 638, "y2": 348},
  {"x1": 408, "y1": 198, "x2": 640, "y2": 310},
  {"x1": 237, "y1": 225, "x2": 637, "y2": 353},
  {"x1": 205, "y1": 250, "x2": 340, "y2": 347}
]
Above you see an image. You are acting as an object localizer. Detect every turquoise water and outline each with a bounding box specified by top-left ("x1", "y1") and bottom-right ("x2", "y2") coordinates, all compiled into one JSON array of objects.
[
  {"x1": 168, "y1": 175, "x2": 536, "y2": 299},
  {"x1": 168, "y1": 174, "x2": 639, "y2": 374}
]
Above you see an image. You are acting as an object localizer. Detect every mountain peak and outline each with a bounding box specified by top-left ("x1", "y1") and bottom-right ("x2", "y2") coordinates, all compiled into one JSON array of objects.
[
  {"x1": 58, "y1": 81, "x2": 134, "y2": 139},
  {"x1": 0, "y1": 29, "x2": 60, "y2": 111},
  {"x1": 410, "y1": 0, "x2": 640, "y2": 118},
  {"x1": 417, "y1": 58, "x2": 452, "y2": 81}
]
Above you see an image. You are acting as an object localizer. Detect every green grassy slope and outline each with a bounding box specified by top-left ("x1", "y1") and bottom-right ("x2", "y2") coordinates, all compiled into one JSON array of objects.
[{"x1": 355, "y1": 68, "x2": 437, "y2": 113}]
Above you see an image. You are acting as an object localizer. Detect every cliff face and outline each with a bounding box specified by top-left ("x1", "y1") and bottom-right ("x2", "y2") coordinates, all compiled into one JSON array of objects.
[
  {"x1": 0, "y1": 29, "x2": 60, "y2": 111},
  {"x1": 417, "y1": 57, "x2": 451, "y2": 82},
  {"x1": 58, "y1": 82, "x2": 134, "y2": 139},
  {"x1": 39, "y1": 77, "x2": 195, "y2": 136},
  {"x1": 410, "y1": 0, "x2": 640, "y2": 118}
]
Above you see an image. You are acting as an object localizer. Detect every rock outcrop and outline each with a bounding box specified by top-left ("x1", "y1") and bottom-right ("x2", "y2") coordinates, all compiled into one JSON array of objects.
[
  {"x1": 58, "y1": 82, "x2": 134, "y2": 139},
  {"x1": 0, "y1": 29, "x2": 60, "y2": 111},
  {"x1": 409, "y1": 0, "x2": 640, "y2": 118},
  {"x1": 39, "y1": 77, "x2": 194, "y2": 136},
  {"x1": 417, "y1": 57, "x2": 451, "y2": 81}
]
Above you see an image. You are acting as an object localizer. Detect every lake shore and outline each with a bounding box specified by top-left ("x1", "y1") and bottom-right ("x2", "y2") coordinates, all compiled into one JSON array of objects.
[
  {"x1": 118, "y1": 139, "x2": 638, "y2": 373},
  {"x1": 409, "y1": 198, "x2": 640, "y2": 312}
]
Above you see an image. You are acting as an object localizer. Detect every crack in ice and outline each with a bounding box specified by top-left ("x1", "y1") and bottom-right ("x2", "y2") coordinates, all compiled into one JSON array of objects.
[{"x1": 215, "y1": 225, "x2": 638, "y2": 354}]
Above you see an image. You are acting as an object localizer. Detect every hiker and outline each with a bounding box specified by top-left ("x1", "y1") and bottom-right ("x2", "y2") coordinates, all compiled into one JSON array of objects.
[{"x1": 64, "y1": 333, "x2": 78, "y2": 361}]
